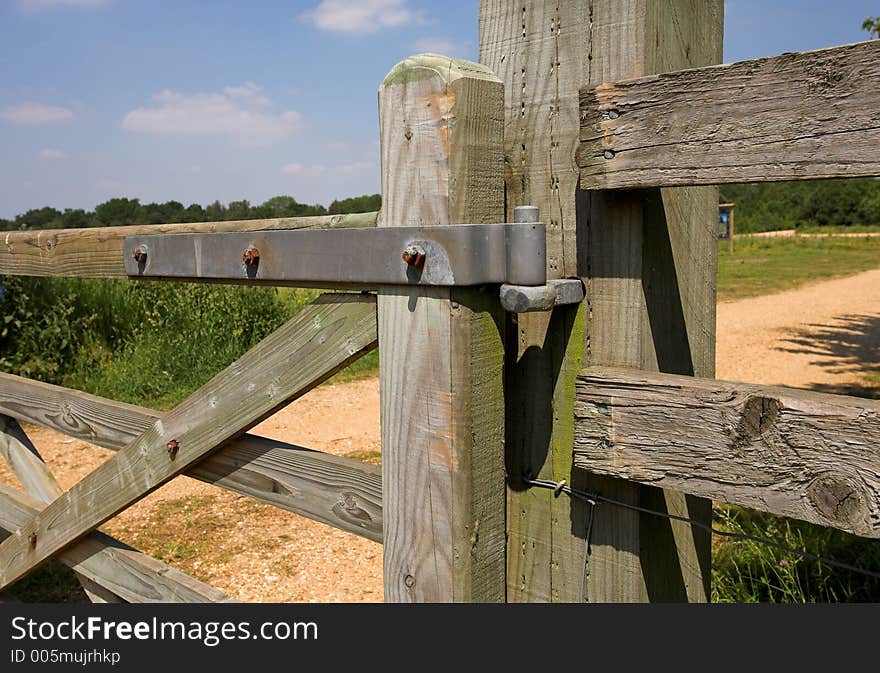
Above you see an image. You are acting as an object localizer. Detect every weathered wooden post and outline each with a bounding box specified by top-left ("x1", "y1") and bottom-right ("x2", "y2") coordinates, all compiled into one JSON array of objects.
[
  {"x1": 377, "y1": 55, "x2": 507, "y2": 601},
  {"x1": 479, "y1": 0, "x2": 723, "y2": 601}
]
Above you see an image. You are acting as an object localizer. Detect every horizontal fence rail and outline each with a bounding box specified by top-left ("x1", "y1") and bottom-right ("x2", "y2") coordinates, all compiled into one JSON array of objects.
[
  {"x1": 0, "y1": 374, "x2": 383, "y2": 542},
  {"x1": 0, "y1": 211, "x2": 377, "y2": 279},
  {"x1": 574, "y1": 367, "x2": 880, "y2": 538},
  {"x1": 578, "y1": 40, "x2": 880, "y2": 189}
]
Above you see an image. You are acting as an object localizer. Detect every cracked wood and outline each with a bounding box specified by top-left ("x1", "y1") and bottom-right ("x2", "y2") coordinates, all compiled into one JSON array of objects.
[
  {"x1": 578, "y1": 40, "x2": 880, "y2": 189},
  {"x1": 574, "y1": 367, "x2": 880, "y2": 537},
  {"x1": 378, "y1": 55, "x2": 506, "y2": 602}
]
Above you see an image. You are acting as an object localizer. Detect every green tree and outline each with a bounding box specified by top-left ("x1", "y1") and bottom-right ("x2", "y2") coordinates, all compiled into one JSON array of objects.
[
  {"x1": 260, "y1": 195, "x2": 327, "y2": 218},
  {"x1": 61, "y1": 208, "x2": 92, "y2": 229},
  {"x1": 864, "y1": 17, "x2": 880, "y2": 37},
  {"x1": 328, "y1": 194, "x2": 381, "y2": 215},
  {"x1": 14, "y1": 207, "x2": 64, "y2": 230},
  {"x1": 94, "y1": 198, "x2": 141, "y2": 227}
]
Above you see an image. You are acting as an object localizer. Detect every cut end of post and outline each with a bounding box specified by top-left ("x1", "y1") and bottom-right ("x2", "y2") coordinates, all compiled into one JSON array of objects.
[{"x1": 380, "y1": 53, "x2": 501, "y2": 89}]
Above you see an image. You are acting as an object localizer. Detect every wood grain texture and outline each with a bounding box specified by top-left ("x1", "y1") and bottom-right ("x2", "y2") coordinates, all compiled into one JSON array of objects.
[
  {"x1": 378, "y1": 54, "x2": 506, "y2": 602},
  {"x1": 480, "y1": 0, "x2": 722, "y2": 602},
  {"x1": 574, "y1": 368, "x2": 880, "y2": 538},
  {"x1": 578, "y1": 40, "x2": 880, "y2": 189},
  {"x1": 0, "y1": 211, "x2": 377, "y2": 279},
  {"x1": 0, "y1": 375, "x2": 383, "y2": 542},
  {"x1": 0, "y1": 483, "x2": 234, "y2": 602},
  {"x1": 0, "y1": 294, "x2": 377, "y2": 589},
  {"x1": 0, "y1": 416, "x2": 65, "y2": 505},
  {"x1": 0, "y1": 416, "x2": 126, "y2": 602}
]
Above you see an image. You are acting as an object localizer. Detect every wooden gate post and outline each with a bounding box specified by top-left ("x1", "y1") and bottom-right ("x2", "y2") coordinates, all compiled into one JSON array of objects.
[
  {"x1": 377, "y1": 55, "x2": 507, "y2": 602},
  {"x1": 480, "y1": 1, "x2": 723, "y2": 601}
]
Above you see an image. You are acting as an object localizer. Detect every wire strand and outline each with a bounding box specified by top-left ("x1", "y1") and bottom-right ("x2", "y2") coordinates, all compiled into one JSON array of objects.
[
  {"x1": 579, "y1": 499, "x2": 597, "y2": 603},
  {"x1": 522, "y1": 475, "x2": 880, "y2": 582}
]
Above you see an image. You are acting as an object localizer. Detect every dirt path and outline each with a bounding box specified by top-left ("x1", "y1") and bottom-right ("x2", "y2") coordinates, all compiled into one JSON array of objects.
[
  {"x1": 717, "y1": 268, "x2": 880, "y2": 393},
  {"x1": 2, "y1": 269, "x2": 878, "y2": 602}
]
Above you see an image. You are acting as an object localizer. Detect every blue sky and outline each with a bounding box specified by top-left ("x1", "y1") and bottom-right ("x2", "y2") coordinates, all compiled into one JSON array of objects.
[{"x1": 0, "y1": 0, "x2": 876, "y2": 218}]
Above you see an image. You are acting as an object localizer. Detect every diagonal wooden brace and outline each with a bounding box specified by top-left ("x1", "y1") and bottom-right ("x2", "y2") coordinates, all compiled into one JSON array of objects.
[
  {"x1": 0, "y1": 293, "x2": 377, "y2": 589},
  {"x1": 0, "y1": 483, "x2": 234, "y2": 602},
  {"x1": 0, "y1": 415, "x2": 125, "y2": 602}
]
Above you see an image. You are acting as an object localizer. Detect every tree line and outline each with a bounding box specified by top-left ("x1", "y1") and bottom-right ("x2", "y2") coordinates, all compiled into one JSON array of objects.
[
  {"x1": 0, "y1": 193, "x2": 382, "y2": 231},
  {"x1": 719, "y1": 178, "x2": 880, "y2": 233},
  {"x1": 3, "y1": 177, "x2": 879, "y2": 235}
]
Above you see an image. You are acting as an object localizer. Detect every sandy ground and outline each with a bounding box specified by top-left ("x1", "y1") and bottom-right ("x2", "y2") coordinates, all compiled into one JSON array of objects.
[
  {"x1": 716, "y1": 268, "x2": 880, "y2": 392},
  {"x1": 2, "y1": 269, "x2": 878, "y2": 602}
]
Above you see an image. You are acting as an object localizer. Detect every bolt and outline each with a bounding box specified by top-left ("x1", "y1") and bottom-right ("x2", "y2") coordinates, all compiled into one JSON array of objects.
[
  {"x1": 608, "y1": 109, "x2": 620, "y2": 119},
  {"x1": 603, "y1": 149, "x2": 616, "y2": 160},
  {"x1": 167, "y1": 439, "x2": 180, "y2": 460},
  {"x1": 28, "y1": 532, "x2": 37, "y2": 547},
  {"x1": 242, "y1": 246, "x2": 260, "y2": 267},
  {"x1": 402, "y1": 244, "x2": 426, "y2": 268},
  {"x1": 131, "y1": 244, "x2": 149, "y2": 264},
  {"x1": 404, "y1": 574, "x2": 415, "y2": 589}
]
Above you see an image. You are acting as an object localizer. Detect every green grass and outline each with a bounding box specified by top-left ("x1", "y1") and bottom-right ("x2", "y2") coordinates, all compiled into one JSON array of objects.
[
  {"x1": 712, "y1": 507, "x2": 880, "y2": 603},
  {"x1": 794, "y1": 225, "x2": 880, "y2": 235},
  {"x1": 718, "y1": 236, "x2": 880, "y2": 302}
]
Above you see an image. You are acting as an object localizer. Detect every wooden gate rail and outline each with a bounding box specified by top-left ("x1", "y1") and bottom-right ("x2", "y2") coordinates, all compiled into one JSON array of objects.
[
  {"x1": 575, "y1": 367, "x2": 880, "y2": 538},
  {"x1": 0, "y1": 483, "x2": 234, "y2": 603},
  {"x1": 1, "y1": 416, "x2": 233, "y2": 602},
  {"x1": 578, "y1": 39, "x2": 880, "y2": 189},
  {"x1": 0, "y1": 293, "x2": 377, "y2": 589},
  {"x1": 0, "y1": 374, "x2": 382, "y2": 542},
  {"x1": 0, "y1": 211, "x2": 377, "y2": 278}
]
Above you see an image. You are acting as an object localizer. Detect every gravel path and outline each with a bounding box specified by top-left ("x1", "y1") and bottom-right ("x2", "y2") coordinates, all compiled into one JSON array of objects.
[
  {"x1": 716, "y1": 268, "x2": 880, "y2": 392},
  {"x1": 3, "y1": 269, "x2": 878, "y2": 602}
]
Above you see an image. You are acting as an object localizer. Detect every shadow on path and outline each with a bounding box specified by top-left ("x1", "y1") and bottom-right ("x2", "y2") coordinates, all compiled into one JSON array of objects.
[{"x1": 774, "y1": 313, "x2": 880, "y2": 399}]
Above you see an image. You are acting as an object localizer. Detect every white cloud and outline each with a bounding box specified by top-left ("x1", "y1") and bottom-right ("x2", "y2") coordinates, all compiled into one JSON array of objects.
[
  {"x1": 413, "y1": 37, "x2": 470, "y2": 57},
  {"x1": 301, "y1": 0, "x2": 421, "y2": 33},
  {"x1": 17, "y1": 0, "x2": 109, "y2": 11},
  {"x1": 281, "y1": 162, "x2": 372, "y2": 176},
  {"x1": 122, "y1": 84, "x2": 301, "y2": 145},
  {"x1": 40, "y1": 148, "x2": 67, "y2": 159},
  {"x1": 0, "y1": 102, "x2": 73, "y2": 125}
]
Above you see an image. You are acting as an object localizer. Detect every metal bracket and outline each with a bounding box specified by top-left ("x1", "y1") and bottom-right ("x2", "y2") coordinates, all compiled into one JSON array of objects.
[
  {"x1": 500, "y1": 279, "x2": 586, "y2": 313},
  {"x1": 122, "y1": 205, "x2": 587, "y2": 313},
  {"x1": 124, "y1": 223, "x2": 546, "y2": 288}
]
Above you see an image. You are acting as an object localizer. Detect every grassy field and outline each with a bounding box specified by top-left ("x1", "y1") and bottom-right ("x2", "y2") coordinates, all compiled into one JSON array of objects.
[
  {"x1": 794, "y1": 225, "x2": 880, "y2": 235},
  {"x1": 718, "y1": 235, "x2": 880, "y2": 302}
]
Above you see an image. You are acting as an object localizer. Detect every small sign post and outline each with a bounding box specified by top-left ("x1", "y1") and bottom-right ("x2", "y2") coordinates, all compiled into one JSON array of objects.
[{"x1": 719, "y1": 203, "x2": 736, "y2": 254}]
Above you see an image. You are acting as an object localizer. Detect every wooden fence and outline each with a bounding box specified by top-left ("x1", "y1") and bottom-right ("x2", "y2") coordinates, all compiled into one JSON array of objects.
[{"x1": 0, "y1": 1, "x2": 878, "y2": 603}]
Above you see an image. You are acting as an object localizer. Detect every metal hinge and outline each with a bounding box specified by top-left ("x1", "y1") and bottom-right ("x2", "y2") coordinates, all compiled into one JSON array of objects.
[{"x1": 123, "y1": 205, "x2": 584, "y2": 313}]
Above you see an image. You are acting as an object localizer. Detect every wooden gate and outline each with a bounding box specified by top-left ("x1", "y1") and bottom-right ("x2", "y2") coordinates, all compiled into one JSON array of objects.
[{"x1": 0, "y1": 1, "x2": 878, "y2": 603}]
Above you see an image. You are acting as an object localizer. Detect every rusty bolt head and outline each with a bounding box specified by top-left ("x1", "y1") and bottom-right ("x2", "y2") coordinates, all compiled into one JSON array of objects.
[
  {"x1": 402, "y1": 244, "x2": 426, "y2": 269},
  {"x1": 131, "y1": 244, "x2": 149, "y2": 264},
  {"x1": 242, "y1": 246, "x2": 260, "y2": 267},
  {"x1": 167, "y1": 439, "x2": 180, "y2": 459},
  {"x1": 28, "y1": 532, "x2": 37, "y2": 547}
]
